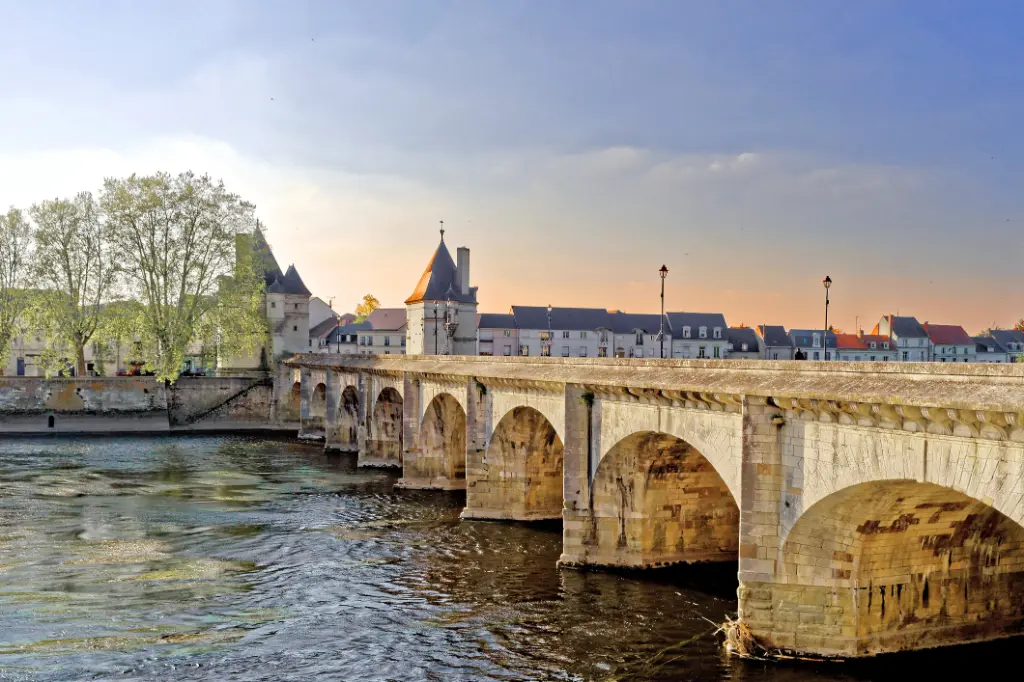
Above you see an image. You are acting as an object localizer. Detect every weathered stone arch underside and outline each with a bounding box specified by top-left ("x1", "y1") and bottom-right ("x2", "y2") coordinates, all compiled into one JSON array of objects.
[
  {"x1": 399, "y1": 392, "x2": 467, "y2": 490},
  {"x1": 280, "y1": 381, "x2": 302, "y2": 423},
  {"x1": 762, "y1": 480, "x2": 1024, "y2": 657},
  {"x1": 327, "y1": 385, "x2": 360, "y2": 453},
  {"x1": 365, "y1": 386, "x2": 403, "y2": 467},
  {"x1": 464, "y1": 406, "x2": 563, "y2": 521},
  {"x1": 582, "y1": 431, "x2": 739, "y2": 568}
]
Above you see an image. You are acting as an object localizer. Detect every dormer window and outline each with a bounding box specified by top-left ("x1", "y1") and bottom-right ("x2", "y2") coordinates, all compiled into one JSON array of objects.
[
  {"x1": 699, "y1": 326, "x2": 707, "y2": 339},
  {"x1": 870, "y1": 342, "x2": 876, "y2": 349},
  {"x1": 812, "y1": 333, "x2": 821, "y2": 348},
  {"x1": 713, "y1": 328, "x2": 722, "y2": 339},
  {"x1": 883, "y1": 342, "x2": 888, "y2": 349},
  {"x1": 683, "y1": 326, "x2": 691, "y2": 339},
  {"x1": 741, "y1": 343, "x2": 749, "y2": 351}
]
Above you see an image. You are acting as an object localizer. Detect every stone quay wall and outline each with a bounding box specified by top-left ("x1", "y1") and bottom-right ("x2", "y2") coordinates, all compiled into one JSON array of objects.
[{"x1": 0, "y1": 376, "x2": 288, "y2": 434}]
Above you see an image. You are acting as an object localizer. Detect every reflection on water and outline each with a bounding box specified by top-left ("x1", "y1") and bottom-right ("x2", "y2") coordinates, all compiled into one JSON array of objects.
[{"x1": 0, "y1": 435, "x2": 1019, "y2": 681}]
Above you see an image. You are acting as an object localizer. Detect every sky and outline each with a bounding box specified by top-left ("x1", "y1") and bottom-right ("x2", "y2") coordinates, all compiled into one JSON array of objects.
[{"x1": 1, "y1": 0, "x2": 1022, "y2": 332}]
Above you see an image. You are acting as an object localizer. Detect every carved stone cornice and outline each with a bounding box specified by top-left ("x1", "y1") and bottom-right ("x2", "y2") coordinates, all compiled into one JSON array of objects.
[{"x1": 477, "y1": 376, "x2": 565, "y2": 394}]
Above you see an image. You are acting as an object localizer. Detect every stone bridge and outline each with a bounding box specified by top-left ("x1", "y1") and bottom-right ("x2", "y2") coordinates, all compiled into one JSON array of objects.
[{"x1": 281, "y1": 354, "x2": 1024, "y2": 659}]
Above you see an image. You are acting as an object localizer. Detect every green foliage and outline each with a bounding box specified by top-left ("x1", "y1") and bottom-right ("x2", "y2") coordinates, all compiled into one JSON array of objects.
[
  {"x1": 100, "y1": 172, "x2": 264, "y2": 382},
  {"x1": 0, "y1": 207, "x2": 33, "y2": 369},
  {"x1": 26, "y1": 192, "x2": 118, "y2": 377},
  {"x1": 579, "y1": 391, "x2": 595, "y2": 408}
]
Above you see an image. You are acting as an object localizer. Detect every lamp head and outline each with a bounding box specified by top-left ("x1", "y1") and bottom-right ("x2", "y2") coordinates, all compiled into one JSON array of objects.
[
  {"x1": 823, "y1": 275, "x2": 832, "y2": 290},
  {"x1": 659, "y1": 264, "x2": 668, "y2": 279}
]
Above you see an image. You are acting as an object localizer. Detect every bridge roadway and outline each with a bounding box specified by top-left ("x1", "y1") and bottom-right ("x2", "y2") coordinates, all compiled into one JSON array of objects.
[{"x1": 280, "y1": 354, "x2": 1024, "y2": 658}]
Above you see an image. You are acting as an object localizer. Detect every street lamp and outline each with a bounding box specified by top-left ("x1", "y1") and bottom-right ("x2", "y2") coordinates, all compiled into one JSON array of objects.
[
  {"x1": 823, "y1": 275, "x2": 832, "y2": 361},
  {"x1": 546, "y1": 304, "x2": 552, "y2": 357},
  {"x1": 659, "y1": 265, "x2": 668, "y2": 359}
]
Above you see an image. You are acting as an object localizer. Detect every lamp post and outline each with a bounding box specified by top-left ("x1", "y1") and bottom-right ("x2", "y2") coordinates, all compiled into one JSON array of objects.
[
  {"x1": 659, "y1": 265, "x2": 668, "y2": 359},
  {"x1": 823, "y1": 275, "x2": 832, "y2": 361},
  {"x1": 546, "y1": 303, "x2": 552, "y2": 357}
]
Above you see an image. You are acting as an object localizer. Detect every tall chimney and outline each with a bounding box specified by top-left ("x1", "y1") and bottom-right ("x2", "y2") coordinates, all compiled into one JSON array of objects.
[{"x1": 457, "y1": 247, "x2": 470, "y2": 296}]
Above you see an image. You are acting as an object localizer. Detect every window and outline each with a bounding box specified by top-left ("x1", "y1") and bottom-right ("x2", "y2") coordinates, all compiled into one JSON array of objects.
[
  {"x1": 635, "y1": 332, "x2": 644, "y2": 345},
  {"x1": 698, "y1": 346, "x2": 706, "y2": 358},
  {"x1": 869, "y1": 342, "x2": 876, "y2": 349},
  {"x1": 580, "y1": 346, "x2": 588, "y2": 357},
  {"x1": 309, "y1": 339, "x2": 312, "y2": 347},
  {"x1": 683, "y1": 327, "x2": 691, "y2": 339},
  {"x1": 293, "y1": 325, "x2": 298, "y2": 332},
  {"x1": 713, "y1": 346, "x2": 720, "y2": 358},
  {"x1": 271, "y1": 302, "x2": 276, "y2": 308},
  {"x1": 598, "y1": 347, "x2": 608, "y2": 358},
  {"x1": 813, "y1": 351, "x2": 820, "y2": 360},
  {"x1": 562, "y1": 331, "x2": 570, "y2": 339},
  {"x1": 541, "y1": 345, "x2": 551, "y2": 357},
  {"x1": 699, "y1": 326, "x2": 707, "y2": 339},
  {"x1": 600, "y1": 332, "x2": 609, "y2": 343},
  {"x1": 918, "y1": 339, "x2": 924, "y2": 346},
  {"x1": 504, "y1": 329, "x2": 511, "y2": 337},
  {"x1": 902, "y1": 351, "x2": 909, "y2": 361},
  {"x1": 539, "y1": 332, "x2": 551, "y2": 341},
  {"x1": 741, "y1": 343, "x2": 748, "y2": 351},
  {"x1": 401, "y1": 337, "x2": 406, "y2": 346},
  {"x1": 772, "y1": 353, "x2": 779, "y2": 360},
  {"x1": 504, "y1": 345, "x2": 512, "y2": 356},
  {"x1": 562, "y1": 345, "x2": 570, "y2": 357},
  {"x1": 713, "y1": 328, "x2": 722, "y2": 339},
  {"x1": 812, "y1": 333, "x2": 821, "y2": 347},
  {"x1": 384, "y1": 337, "x2": 391, "y2": 346},
  {"x1": 294, "y1": 303, "x2": 299, "y2": 310},
  {"x1": 580, "y1": 331, "x2": 587, "y2": 339},
  {"x1": 870, "y1": 355, "x2": 876, "y2": 361},
  {"x1": 883, "y1": 342, "x2": 889, "y2": 349}
]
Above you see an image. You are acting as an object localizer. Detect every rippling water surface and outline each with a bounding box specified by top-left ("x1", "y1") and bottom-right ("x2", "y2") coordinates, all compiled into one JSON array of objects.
[{"x1": 0, "y1": 435, "x2": 1018, "y2": 681}]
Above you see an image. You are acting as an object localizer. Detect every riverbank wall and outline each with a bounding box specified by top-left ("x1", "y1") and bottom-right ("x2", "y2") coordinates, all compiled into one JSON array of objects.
[{"x1": 0, "y1": 376, "x2": 288, "y2": 435}]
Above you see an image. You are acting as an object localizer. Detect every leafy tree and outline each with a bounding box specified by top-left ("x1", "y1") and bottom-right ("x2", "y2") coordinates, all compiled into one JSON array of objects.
[
  {"x1": 0, "y1": 207, "x2": 33, "y2": 371},
  {"x1": 100, "y1": 172, "x2": 264, "y2": 382},
  {"x1": 354, "y1": 294, "x2": 380, "y2": 321},
  {"x1": 27, "y1": 192, "x2": 119, "y2": 377},
  {"x1": 1015, "y1": 319, "x2": 1024, "y2": 332}
]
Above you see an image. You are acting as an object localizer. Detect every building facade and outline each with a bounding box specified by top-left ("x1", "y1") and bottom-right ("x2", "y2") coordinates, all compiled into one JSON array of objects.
[{"x1": 405, "y1": 232, "x2": 478, "y2": 355}]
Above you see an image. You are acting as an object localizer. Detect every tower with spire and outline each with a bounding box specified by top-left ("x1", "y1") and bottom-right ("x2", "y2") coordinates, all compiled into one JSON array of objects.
[
  {"x1": 220, "y1": 222, "x2": 312, "y2": 373},
  {"x1": 404, "y1": 224, "x2": 478, "y2": 355}
]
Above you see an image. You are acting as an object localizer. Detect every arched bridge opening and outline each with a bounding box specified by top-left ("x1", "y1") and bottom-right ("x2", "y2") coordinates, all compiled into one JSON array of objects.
[
  {"x1": 365, "y1": 387, "x2": 403, "y2": 467},
  {"x1": 398, "y1": 393, "x2": 467, "y2": 490},
  {"x1": 464, "y1": 406, "x2": 563, "y2": 522},
  {"x1": 580, "y1": 431, "x2": 739, "y2": 569},
  {"x1": 752, "y1": 480, "x2": 1024, "y2": 657}
]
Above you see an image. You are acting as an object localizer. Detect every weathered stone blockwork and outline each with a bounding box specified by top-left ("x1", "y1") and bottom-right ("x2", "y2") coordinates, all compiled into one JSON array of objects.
[
  {"x1": 0, "y1": 377, "x2": 169, "y2": 433},
  {"x1": 284, "y1": 354, "x2": 1024, "y2": 659}
]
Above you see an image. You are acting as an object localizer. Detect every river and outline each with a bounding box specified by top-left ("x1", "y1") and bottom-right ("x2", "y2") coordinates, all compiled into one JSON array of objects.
[{"x1": 0, "y1": 435, "x2": 1017, "y2": 681}]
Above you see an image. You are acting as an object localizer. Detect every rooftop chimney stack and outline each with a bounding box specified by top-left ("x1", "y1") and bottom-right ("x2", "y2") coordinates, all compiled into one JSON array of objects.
[{"x1": 457, "y1": 247, "x2": 470, "y2": 296}]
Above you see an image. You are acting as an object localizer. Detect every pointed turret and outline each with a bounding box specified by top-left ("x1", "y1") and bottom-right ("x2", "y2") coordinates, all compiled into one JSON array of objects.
[{"x1": 405, "y1": 232, "x2": 476, "y2": 305}]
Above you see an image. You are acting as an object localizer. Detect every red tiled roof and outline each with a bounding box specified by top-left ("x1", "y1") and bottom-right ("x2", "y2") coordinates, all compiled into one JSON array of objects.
[
  {"x1": 922, "y1": 323, "x2": 972, "y2": 346},
  {"x1": 834, "y1": 333, "x2": 866, "y2": 350}
]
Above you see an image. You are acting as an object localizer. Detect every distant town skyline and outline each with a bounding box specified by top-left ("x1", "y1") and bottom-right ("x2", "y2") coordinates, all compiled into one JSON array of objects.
[{"x1": 1, "y1": 1, "x2": 1021, "y2": 332}]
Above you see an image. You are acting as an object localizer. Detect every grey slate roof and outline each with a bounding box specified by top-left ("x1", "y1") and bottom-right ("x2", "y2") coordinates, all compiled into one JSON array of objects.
[
  {"x1": 366, "y1": 308, "x2": 407, "y2": 331},
  {"x1": 757, "y1": 325, "x2": 791, "y2": 348},
  {"x1": 789, "y1": 329, "x2": 838, "y2": 349},
  {"x1": 726, "y1": 327, "x2": 759, "y2": 350},
  {"x1": 888, "y1": 316, "x2": 928, "y2": 338},
  {"x1": 478, "y1": 313, "x2": 516, "y2": 329},
  {"x1": 609, "y1": 312, "x2": 665, "y2": 335},
  {"x1": 988, "y1": 329, "x2": 1024, "y2": 348},
  {"x1": 327, "y1": 321, "x2": 372, "y2": 344},
  {"x1": 510, "y1": 306, "x2": 615, "y2": 331},
  {"x1": 405, "y1": 237, "x2": 477, "y2": 305},
  {"x1": 666, "y1": 312, "x2": 727, "y2": 334},
  {"x1": 973, "y1": 335, "x2": 1007, "y2": 354},
  {"x1": 309, "y1": 318, "x2": 338, "y2": 339}
]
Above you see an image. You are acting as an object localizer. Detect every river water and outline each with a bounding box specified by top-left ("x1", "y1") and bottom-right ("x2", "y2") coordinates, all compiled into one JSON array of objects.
[{"x1": 0, "y1": 435, "x2": 1018, "y2": 681}]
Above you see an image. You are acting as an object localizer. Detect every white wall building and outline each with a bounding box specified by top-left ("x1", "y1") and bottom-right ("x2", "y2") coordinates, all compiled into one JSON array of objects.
[
  {"x1": 667, "y1": 312, "x2": 727, "y2": 359},
  {"x1": 922, "y1": 323, "x2": 976, "y2": 363},
  {"x1": 874, "y1": 315, "x2": 930, "y2": 362}
]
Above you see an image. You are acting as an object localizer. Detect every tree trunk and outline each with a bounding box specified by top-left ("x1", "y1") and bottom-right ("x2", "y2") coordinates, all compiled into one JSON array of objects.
[{"x1": 75, "y1": 344, "x2": 86, "y2": 377}]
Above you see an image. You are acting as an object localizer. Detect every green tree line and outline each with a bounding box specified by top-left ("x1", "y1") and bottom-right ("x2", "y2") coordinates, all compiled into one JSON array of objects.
[{"x1": 0, "y1": 172, "x2": 267, "y2": 382}]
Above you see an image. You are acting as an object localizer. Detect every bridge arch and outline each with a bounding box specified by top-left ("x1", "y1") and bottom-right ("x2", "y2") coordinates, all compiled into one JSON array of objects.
[
  {"x1": 280, "y1": 381, "x2": 302, "y2": 422},
  {"x1": 366, "y1": 386, "x2": 403, "y2": 466},
  {"x1": 587, "y1": 431, "x2": 739, "y2": 568},
  {"x1": 464, "y1": 406, "x2": 563, "y2": 521},
  {"x1": 404, "y1": 392, "x2": 467, "y2": 489},
  {"x1": 774, "y1": 479, "x2": 1024, "y2": 656},
  {"x1": 310, "y1": 382, "x2": 327, "y2": 420},
  {"x1": 329, "y1": 385, "x2": 360, "y2": 452}
]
